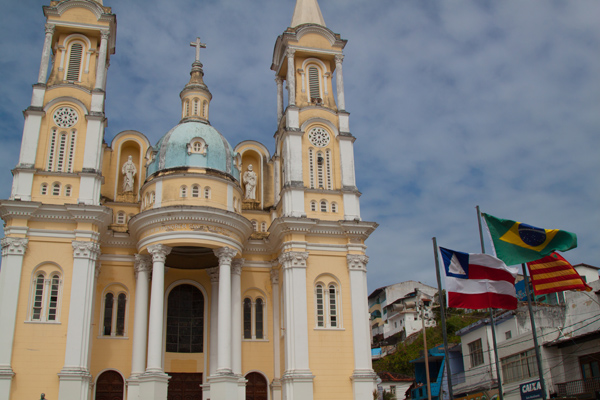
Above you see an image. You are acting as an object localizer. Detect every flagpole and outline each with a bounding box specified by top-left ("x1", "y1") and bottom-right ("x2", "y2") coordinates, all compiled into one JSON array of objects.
[
  {"x1": 521, "y1": 263, "x2": 548, "y2": 400},
  {"x1": 476, "y1": 206, "x2": 504, "y2": 400},
  {"x1": 433, "y1": 237, "x2": 454, "y2": 400}
]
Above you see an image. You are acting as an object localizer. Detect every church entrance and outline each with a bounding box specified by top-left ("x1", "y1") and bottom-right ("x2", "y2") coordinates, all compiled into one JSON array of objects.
[
  {"x1": 95, "y1": 370, "x2": 124, "y2": 400},
  {"x1": 245, "y1": 372, "x2": 268, "y2": 400},
  {"x1": 167, "y1": 373, "x2": 203, "y2": 400}
]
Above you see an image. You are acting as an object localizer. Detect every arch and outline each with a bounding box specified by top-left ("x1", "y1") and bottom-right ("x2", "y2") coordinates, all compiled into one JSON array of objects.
[
  {"x1": 28, "y1": 263, "x2": 64, "y2": 322},
  {"x1": 64, "y1": 184, "x2": 72, "y2": 197},
  {"x1": 242, "y1": 288, "x2": 268, "y2": 340},
  {"x1": 245, "y1": 371, "x2": 269, "y2": 400},
  {"x1": 100, "y1": 283, "x2": 129, "y2": 337},
  {"x1": 180, "y1": 185, "x2": 188, "y2": 198},
  {"x1": 54, "y1": 0, "x2": 106, "y2": 20},
  {"x1": 331, "y1": 201, "x2": 338, "y2": 213},
  {"x1": 164, "y1": 283, "x2": 205, "y2": 353},
  {"x1": 320, "y1": 200, "x2": 328, "y2": 212},
  {"x1": 65, "y1": 41, "x2": 85, "y2": 81},
  {"x1": 203, "y1": 100, "x2": 208, "y2": 117},
  {"x1": 301, "y1": 118, "x2": 340, "y2": 138},
  {"x1": 261, "y1": 221, "x2": 267, "y2": 232},
  {"x1": 314, "y1": 273, "x2": 342, "y2": 329},
  {"x1": 40, "y1": 183, "x2": 48, "y2": 195},
  {"x1": 191, "y1": 184, "x2": 200, "y2": 198},
  {"x1": 116, "y1": 211, "x2": 126, "y2": 224},
  {"x1": 310, "y1": 200, "x2": 317, "y2": 212},
  {"x1": 184, "y1": 99, "x2": 190, "y2": 117},
  {"x1": 193, "y1": 98, "x2": 200, "y2": 115},
  {"x1": 251, "y1": 220, "x2": 258, "y2": 232},
  {"x1": 52, "y1": 182, "x2": 61, "y2": 196},
  {"x1": 95, "y1": 369, "x2": 125, "y2": 400},
  {"x1": 204, "y1": 186, "x2": 211, "y2": 199},
  {"x1": 44, "y1": 98, "x2": 89, "y2": 115}
]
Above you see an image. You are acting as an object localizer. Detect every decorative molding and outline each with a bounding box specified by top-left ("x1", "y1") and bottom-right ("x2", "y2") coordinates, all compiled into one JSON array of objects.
[
  {"x1": 347, "y1": 254, "x2": 368, "y2": 272},
  {"x1": 1, "y1": 237, "x2": 28, "y2": 256},
  {"x1": 72, "y1": 241, "x2": 101, "y2": 260},
  {"x1": 278, "y1": 251, "x2": 309, "y2": 269},
  {"x1": 213, "y1": 247, "x2": 237, "y2": 264},
  {"x1": 134, "y1": 254, "x2": 152, "y2": 279},
  {"x1": 286, "y1": 48, "x2": 296, "y2": 58},
  {"x1": 206, "y1": 267, "x2": 219, "y2": 283},
  {"x1": 334, "y1": 54, "x2": 345, "y2": 64},
  {"x1": 231, "y1": 258, "x2": 244, "y2": 275},
  {"x1": 147, "y1": 244, "x2": 171, "y2": 263},
  {"x1": 100, "y1": 30, "x2": 110, "y2": 40},
  {"x1": 270, "y1": 269, "x2": 280, "y2": 284},
  {"x1": 45, "y1": 23, "x2": 56, "y2": 35}
]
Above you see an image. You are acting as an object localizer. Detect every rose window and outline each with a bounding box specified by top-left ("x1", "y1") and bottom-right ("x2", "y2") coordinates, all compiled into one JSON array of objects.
[
  {"x1": 308, "y1": 127, "x2": 330, "y2": 147},
  {"x1": 53, "y1": 107, "x2": 78, "y2": 128}
]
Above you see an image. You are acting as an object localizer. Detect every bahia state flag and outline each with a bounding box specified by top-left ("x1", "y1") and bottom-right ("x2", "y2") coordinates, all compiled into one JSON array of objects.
[
  {"x1": 440, "y1": 247, "x2": 518, "y2": 310},
  {"x1": 482, "y1": 213, "x2": 577, "y2": 266}
]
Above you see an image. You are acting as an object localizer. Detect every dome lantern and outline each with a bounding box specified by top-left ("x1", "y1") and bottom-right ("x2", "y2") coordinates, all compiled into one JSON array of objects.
[{"x1": 180, "y1": 37, "x2": 212, "y2": 124}]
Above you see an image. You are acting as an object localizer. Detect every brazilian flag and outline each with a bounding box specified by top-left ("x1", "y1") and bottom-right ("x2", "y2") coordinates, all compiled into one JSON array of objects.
[{"x1": 482, "y1": 213, "x2": 577, "y2": 266}]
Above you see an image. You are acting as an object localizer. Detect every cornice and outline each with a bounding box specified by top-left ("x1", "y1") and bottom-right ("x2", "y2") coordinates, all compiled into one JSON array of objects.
[{"x1": 0, "y1": 201, "x2": 112, "y2": 230}]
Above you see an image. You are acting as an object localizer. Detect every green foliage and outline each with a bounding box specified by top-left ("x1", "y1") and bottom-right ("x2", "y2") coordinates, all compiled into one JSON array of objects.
[
  {"x1": 373, "y1": 308, "x2": 483, "y2": 376},
  {"x1": 373, "y1": 389, "x2": 397, "y2": 400}
]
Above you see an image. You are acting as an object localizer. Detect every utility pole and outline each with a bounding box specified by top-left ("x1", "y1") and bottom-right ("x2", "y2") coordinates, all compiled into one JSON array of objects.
[{"x1": 418, "y1": 288, "x2": 432, "y2": 400}]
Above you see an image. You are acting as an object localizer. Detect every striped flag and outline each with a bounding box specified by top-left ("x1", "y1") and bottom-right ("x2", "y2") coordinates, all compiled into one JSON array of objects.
[
  {"x1": 527, "y1": 252, "x2": 592, "y2": 295},
  {"x1": 440, "y1": 247, "x2": 518, "y2": 310}
]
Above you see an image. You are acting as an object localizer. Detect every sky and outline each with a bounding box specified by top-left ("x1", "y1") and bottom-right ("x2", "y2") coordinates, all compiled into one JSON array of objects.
[{"x1": 0, "y1": 0, "x2": 598, "y2": 293}]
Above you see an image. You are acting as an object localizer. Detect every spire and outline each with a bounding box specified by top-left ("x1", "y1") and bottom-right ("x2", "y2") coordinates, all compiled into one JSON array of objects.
[
  {"x1": 180, "y1": 37, "x2": 212, "y2": 123},
  {"x1": 290, "y1": 0, "x2": 326, "y2": 28}
]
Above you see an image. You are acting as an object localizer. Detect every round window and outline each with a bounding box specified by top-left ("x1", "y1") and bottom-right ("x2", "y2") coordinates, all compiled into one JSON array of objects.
[
  {"x1": 53, "y1": 107, "x2": 79, "y2": 128},
  {"x1": 308, "y1": 127, "x2": 330, "y2": 147}
]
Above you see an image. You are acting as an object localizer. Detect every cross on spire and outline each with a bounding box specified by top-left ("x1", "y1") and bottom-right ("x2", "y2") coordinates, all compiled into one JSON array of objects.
[{"x1": 190, "y1": 37, "x2": 206, "y2": 62}]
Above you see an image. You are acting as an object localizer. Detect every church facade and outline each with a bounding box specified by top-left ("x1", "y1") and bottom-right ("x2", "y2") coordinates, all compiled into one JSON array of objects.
[{"x1": 0, "y1": 1, "x2": 377, "y2": 399}]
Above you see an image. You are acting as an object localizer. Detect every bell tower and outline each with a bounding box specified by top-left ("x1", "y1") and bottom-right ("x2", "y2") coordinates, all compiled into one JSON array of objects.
[
  {"x1": 272, "y1": 0, "x2": 361, "y2": 221},
  {"x1": 11, "y1": 0, "x2": 116, "y2": 206}
]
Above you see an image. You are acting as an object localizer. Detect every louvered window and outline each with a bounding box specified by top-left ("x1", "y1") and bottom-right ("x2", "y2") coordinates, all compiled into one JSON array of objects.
[
  {"x1": 66, "y1": 43, "x2": 83, "y2": 81},
  {"x1": 308, "y1": 66, "x2": 320, "y2": 101},
  {"x1": 317, "y1": 152, "x2": 324, "y2": 188},
  {"x1": 32, "y1": 275, "x2": 45, "y2": 320},
  {"x1": 309, "y1": 148, "x2": 315, "y2": 188},
  {"x1": 47, "y1": 130, "x2": 76, "y2": 172},
  {"x1": 326, "y1": 150, "x2": 332, "y2": 189}
]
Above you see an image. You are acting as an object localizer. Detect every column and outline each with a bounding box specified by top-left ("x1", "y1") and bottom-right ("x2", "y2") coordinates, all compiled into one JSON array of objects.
[
  {"x1": 347, "y1": 255, "x2": 377, "y2": 400},
  {"x1": 231, "y1": 259, "x2": 245, "y2": 398},
  {"x1": 127, "y1": 254, "x2": 152, "y2": 400},
  {"x1": 206, "y1": 267, "x2": 219, "y2": 376},
  {"x1": 276, "y1": 76, "x2": 284, "y2": 123},
  {"x1": 286, "y1": 49, "x2": 296, "y2": 107},
  {"x1": 334, "y1": 54, "x2": 346, "y2": 111},
  {"x1": 0, "y1": 238, "x2": 28, "y2": 400},
  {"x1": 38, "y1": 24, "x2": 55, "y2": 84},
  {"x1": 278, "y1": 252, "x2": 313, "y2": 400},
  {"x1": 94, "y1": 30, "x2": 110, "y2": 91},
  {"x1": 138, "y1": 244, "x2": 171, "y2": 400},
  {"x1": 58, "y1": 241, "x2": 101, "y2": 400},
  {"x1": 231, "y1": 259, "x2": 243, "y2": 375},
  {"x1": 209, "y1": 247, "x2": 239, "y2": 399},
  {"x1": 270, "y1": 268, "x2": 282, "y2": 400}
]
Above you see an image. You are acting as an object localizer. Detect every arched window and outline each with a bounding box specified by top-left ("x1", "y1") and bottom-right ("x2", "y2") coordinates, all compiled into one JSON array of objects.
[
  {"x1": 40, "y1": 183, "x2": 48, "y2": 195},
  {"x1": 184, "y1": 99, "x2": 190, "y2": 117},
  {"x1": 203, "y1": 100, "x2": 208, "y2": 117},
  {"x1": 30, "y1": 268, "x2": 62, "y2": 322},
  {"x1": 320, "y1": 200, "x2": 328, "y2": 212},
  {"x1": 193, "y1": 98, "x2": 199, "y2": 115},
  {"x1": 310, "y1": 200, "x2": 317, "y2": 212},
  {"x1": 317, "y1": 151, "x2": 324, "y2": 188},
  {"x1": 261, "y1": 222, "x2": 267, "y2": 232},
  {"x1": 180, "y1": 186, "x2": 188, "y2": 198},
  {"x1": 331, "y1": 202, "x2": 338, "y2": 213},
  {"x1": 64, "y1": 185, "x2": 72, "y2": 197},
  {"x1": 308, "y1": 65, "x2": 321, "y2": 103},
  {"x1": 166, "y1": 285, "x2": 204, "y2": 353},
  {"x1": 47, "y1": 128, "x2": 77, "y2": 172},
  {"x1": 102, "y1": 289, "x2": 127, "y2": 337},
  {"x1": 66, "y1": 42, "x2": 84, "y2": 81},
  {"x1": 192, "y1": 185, "x2": 200, "y2": 198},
  {"x1": 315, "y1": 281, "x2": 340, "y2": 328},
  {"x1": 251, "y1": 220, "x2": 258, "y2": 232},
  {"x1": 204, "y1": 187, "x2": 211, "y2": 199},
  {"x1": 326, "y1": 149, "x2": 332, "y2": 190},
  {"x1": 116, "y1": 211, "x2": 126, "y2": 225},
  {"x1": 243, "y1": 296, "x2": 267, "y2": 340},
  {"x1": 308, "y1": 148, "x2": 315, "y2": 189},
  {"x1": 150, "y1": 192, "x2": 155, "y2": 204},
  {"x1": 52, "y1": 183, "x2": 61, "y2": 196}
]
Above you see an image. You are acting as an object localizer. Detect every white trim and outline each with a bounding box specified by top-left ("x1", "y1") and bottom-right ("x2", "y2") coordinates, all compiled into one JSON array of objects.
[{"x1": 300, "y1": 118, "x2": 339, "y2": 137}]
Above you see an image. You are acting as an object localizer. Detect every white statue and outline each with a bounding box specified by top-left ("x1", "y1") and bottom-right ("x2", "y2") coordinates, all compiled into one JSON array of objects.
[
  {"x1": 243, "y1": 164, "x2": 257, "y2": 200},
  {"x1": 122, "y1": 155, "x2": 137, "y2": 193}
]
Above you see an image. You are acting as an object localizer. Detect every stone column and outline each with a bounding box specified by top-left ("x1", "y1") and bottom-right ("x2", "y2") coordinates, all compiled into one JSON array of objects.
[
  {"x1": 347, "y1": 255, "x2": 377, "y2": 400},
  {"x1": 206, "y1": 267, "x2": 219, "y2": 376},
  {"x1": 334, "y1": 54, "x2": 346, "y2": 111},
  {"x1": 58, "y1": 241, "x2": 101, "y2": 400},
  {"x1": 210, "y1": 247, "x2": 239, "y2": 400},
  {"x1": 276, "y1": 76, "x2": 284, "y2": 122},
  {"x1": 127, "y1": 254, "x2": 152, "y2": 400},
  {"x1": 270, "y1": 268, "x2": 282, "y2": 400},
  {"x1": 0, "y1": 238, "x2": 28, "y2": 400},
  {"x1": 231, "y1": 259, "x2": 244, "y2": 376},
  {"x1": 279, "y1": 252, "x2": 313, "y2": 400},
  {"x1": 286, "y1": 49, "x2": 296, "y2": 107},
  {"x1": 138, "y1": 244, "x2": 171, "y2": 400},
  {"x1": 38, "y1": 24, "x2": 55, "y2": 84},
  {"x1": 94, "y1": 30, "x2": 110, "y2": 91}
]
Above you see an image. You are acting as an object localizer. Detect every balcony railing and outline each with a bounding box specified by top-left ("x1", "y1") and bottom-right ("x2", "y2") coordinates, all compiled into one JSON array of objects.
[{"x1": 556, "y1": 377, "x2": 600, "y2": 397}]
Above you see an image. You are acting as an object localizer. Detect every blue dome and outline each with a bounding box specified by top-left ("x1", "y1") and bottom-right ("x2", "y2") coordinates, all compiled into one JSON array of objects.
[{"x1": 147, "y1": 121, "x2": 239, "y2": 180}]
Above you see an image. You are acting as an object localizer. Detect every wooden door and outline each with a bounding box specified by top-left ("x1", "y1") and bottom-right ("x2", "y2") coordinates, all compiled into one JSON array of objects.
[
  {"x1": 167, "y1": 372, "x2": 203, "y2": 400},
  {"x1": 245, "y1": 372, "x2": 268, "y2": 400},
  {"x1": 95, "y1": 370, "x2": 124, "y2": 400}
]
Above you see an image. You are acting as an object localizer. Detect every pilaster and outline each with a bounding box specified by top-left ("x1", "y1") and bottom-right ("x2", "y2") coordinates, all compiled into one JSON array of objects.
[
  {"x1": 334, "y1": 54, "x2": 346, "y2": 111},
  {"x1": 58, "y1": 241, "x2": 101, "y2": 400},
  {"x1": 207, "y1": 267, "x2": 219, "y2": 377},
  {"x1": 286, "y1": 49, "x2": 296, "y2": 106},
  {"x1": 38, "y1": 24, "x2": 55, "y2": 85},
  {"x1": 270, "y1": 267, "x2": 282, "y2": 400},
  {"x1": 231, "y1": 259, "x2": 244, "y2": 376},
  {"x1": 347, "y1": 254, "x2": 377, "y2": 399},
  {"x1": 278, "y1": 251, "x2": 314, "y2": 400},
  {"x1": 0, "y1": 238, "x2": 28, "y2": 400},
  {"x1": 276, "y1": 76, "x2": 284, "y2": 123}
]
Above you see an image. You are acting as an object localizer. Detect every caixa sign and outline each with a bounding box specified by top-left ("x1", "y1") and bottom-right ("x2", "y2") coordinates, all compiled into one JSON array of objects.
[{"x1": 520, "y1": 380, "x2": 542, "y2": 400}]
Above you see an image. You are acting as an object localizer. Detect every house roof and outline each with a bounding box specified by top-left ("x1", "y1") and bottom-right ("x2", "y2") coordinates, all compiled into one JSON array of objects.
[{"x1": 377, "y1": 371, "x2": 414, "y2": 383}]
